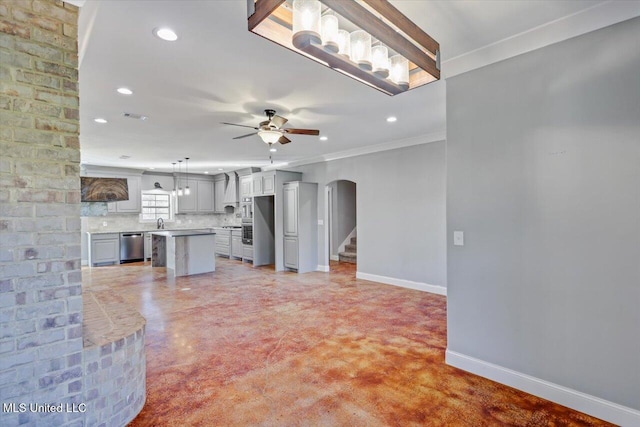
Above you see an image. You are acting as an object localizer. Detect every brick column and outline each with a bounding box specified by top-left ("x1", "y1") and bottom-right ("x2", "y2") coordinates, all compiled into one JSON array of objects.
[{"x1": 0, "y1": 1, "x2": 82, "y2": 425}]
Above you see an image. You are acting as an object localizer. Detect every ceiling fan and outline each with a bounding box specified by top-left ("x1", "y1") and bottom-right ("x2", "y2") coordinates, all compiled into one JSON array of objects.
[{"x1": 222, "y1": 109, "x2": 319, "y2": 145}]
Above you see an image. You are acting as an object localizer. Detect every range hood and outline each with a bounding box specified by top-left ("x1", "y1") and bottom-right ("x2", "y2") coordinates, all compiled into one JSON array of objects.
[
  {"x1": 223, "y1": 172, "x2": 239, "y2": 207},
  {"x1": 80, "y1": 177, "x2": 129, "y2": 202}
]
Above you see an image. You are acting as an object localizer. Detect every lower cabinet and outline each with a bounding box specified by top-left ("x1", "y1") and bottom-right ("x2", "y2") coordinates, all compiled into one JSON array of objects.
[
  {"x1": 231, "y1": 231, "x2": 242, "y2": 259},
  {"x1": 283, "y1": 236, "x2": 298, "y2": 269},
  {"x1": 144, "y1": 232, "x2": 152, "y2": 260},
  {"x1": 214, "y1": 228, "x2": 231, "y2": 256},
  {"x1": 88, "y1": 233, "x2": 119, "y2": 266},
  {"x1": 242, "y1": 244, "x2": 253, "y2": 262}
]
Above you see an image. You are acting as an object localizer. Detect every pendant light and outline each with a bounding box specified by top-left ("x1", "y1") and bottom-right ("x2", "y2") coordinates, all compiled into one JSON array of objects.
[
  {"x1": 184, "y1": 157, "x2": 191, "y2": 196},
  {"x1": 171, "y1": 163, "x2": 177, "y2": 196},
  {"x1": 292, "y1": 0, "x2": 321, "y2": 47},
  {"x1": 389, "y1": 54, "x2": 409, "y2": 90},
  {"x1": 350, "y1": 30, "x2": 372, "y2": 71},
  {"x1": 177, "y1": 160, "x2": 183, "y2": 197},
  {"x1": 321, "y1": 12, "x2": 339, "y2": 53},
  {"x1": 372, "y1": 44, "x2": 390, "y2": 78},
  {"x1": 336, "y1": 29, "x2": 350, "y2": 58}
]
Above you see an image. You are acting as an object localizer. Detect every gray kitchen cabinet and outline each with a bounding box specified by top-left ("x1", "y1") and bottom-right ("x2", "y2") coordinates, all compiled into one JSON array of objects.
[
  {"x1": 176, "y1": 177, "x2": 215, "y2": 213},
  {"x1": 214, "y1": 228, "x2": 231, "y2": 256},
  {"x1": 283, "y1": 237, "x2": 298, "y2": 269},
  {"x1": 231, "y1": 230, "x2": 242, "y2": 259},
  {"x1": 107, "y1": 176, "x2": 141, "y2": 213},
  {"x1": 282, "y1": 182, "x2": 317, "y2": 273},
  {"x1": 197, "y1": 180, "x2": 215, "y2": 212},
  {"x1": 214, "y1": 178, "x2": 226, "y2": 213},
  {"x1": 242, "y1": 244, "x2": 253, "y2": 262},
  {"x1": 283, "y1": 184, "x2": 298, "y2": 236},
  {"x1": 144, "y1": 232, "x2": 152, "y2": 260},
  {"x1": 251, "y1": 172, "x2": 276, "y2": 196},
  {"x1": 252, "y1": 174, "x2": 262, "y2": 196},
  {"x1": 88, "y1": 233, "x2": 120, "y2": 266},
  {"x1": 239, "y1": 175, "x2": 252, "y2": 199}
]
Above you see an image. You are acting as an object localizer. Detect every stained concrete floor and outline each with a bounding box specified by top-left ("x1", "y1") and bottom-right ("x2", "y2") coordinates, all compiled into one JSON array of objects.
[{"x1": 82, "y1": 258, "x2": 610, "y2": 426}]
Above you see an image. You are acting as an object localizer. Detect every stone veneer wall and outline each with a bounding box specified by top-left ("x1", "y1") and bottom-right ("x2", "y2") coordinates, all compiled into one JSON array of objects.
[{"x1": 0, "y1": 1, "x2": 83, "y2": 426}]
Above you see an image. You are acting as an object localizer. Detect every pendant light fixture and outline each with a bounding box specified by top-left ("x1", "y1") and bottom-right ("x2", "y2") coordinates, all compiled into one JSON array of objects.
[
  {"x1": 292, "y1": 0, "x2": 321, "y2": 46},
  {"x1": 248, "y1": 0, "x2": 440, "y2": 96},
  {"x1": 184, "y1": 157, "x2": 191, "y2": 196},
  {"x1": 177, "y1": 160, "x2": 183, "y2": 197},
  {"x1": 350, "y1": 30, "x2": 372, "y2": 71},
  {"x1": 321, "y1": 12, "x2": 339, "y2": 53},
  {"x1": 171, "y1": 163, "x2": 177, "y2": 197},
  {"x1": 372, "y1": 43, "x2": 390, "y2": 78}
]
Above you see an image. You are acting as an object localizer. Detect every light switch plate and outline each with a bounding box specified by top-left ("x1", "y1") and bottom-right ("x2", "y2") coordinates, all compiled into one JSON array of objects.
[
  {"x1": 317, "y1": 219, "x2": 324, "y2": 226},
  {"x1": 453, "y1": 231, "x2": 464, "y2": 246}
]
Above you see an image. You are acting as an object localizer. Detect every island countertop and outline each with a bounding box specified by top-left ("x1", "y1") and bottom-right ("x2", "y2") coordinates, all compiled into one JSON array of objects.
[{"x1": 150, "y1": 230, "x2": 216, "y2": 238}]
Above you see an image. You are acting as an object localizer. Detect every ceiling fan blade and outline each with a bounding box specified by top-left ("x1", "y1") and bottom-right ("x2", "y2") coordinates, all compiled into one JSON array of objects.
[
  {"x1": 269, "y1": 115, "x2": 288, "y2": 129},
  {"x1": 278, "y1": 135, "x2": 291, "y2": 145},
  {"x1": 284, "y1": 128, "x2": 320, "y2": 136},
  {"x1": 233, "y1": 132, "x2": 258, "y2": 140},
  {"x1": 221, "y1": 122, "x2": 258, "y2": 130}
]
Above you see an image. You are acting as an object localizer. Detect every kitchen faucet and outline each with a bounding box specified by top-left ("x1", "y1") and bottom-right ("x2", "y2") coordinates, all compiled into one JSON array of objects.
[{"x1": 157, "y1": 218, "x2": 164, "y2": 229}]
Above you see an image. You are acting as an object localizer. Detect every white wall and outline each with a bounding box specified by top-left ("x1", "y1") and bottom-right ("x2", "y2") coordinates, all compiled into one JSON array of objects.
[
  {"x1": 446, "y1": 17, "x2": 640, "y2": 423},
  {"x1": 290, "y1": 141, "x2": 446, "y2": 289}
]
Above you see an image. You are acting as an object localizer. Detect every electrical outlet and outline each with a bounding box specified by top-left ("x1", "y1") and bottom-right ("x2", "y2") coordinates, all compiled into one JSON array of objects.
[{"x1": 102, "y1": 221, "x2": 107, "y2": 227}]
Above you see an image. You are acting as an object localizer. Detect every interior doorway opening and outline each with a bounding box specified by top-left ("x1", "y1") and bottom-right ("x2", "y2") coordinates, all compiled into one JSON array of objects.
[{"x1": 325, "y1": 180, "x2": 357, "y2": 271}]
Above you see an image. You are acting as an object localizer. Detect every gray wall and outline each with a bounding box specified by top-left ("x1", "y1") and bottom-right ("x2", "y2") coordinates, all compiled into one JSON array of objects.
[
  {"x1": 447, "y1": 17, "x2": 640, "y2": 410},
  {"x1": 291, "y1": 141, "x2": 446, "y2": 287},
  {"x1": 329, "y1": 180, "x2": 356, "y2": 256}
]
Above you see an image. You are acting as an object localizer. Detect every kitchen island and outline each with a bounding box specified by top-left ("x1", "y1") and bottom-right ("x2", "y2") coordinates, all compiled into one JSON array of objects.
[{"x1": 151, "y1": 230, "x2": 216, "y2": 277}]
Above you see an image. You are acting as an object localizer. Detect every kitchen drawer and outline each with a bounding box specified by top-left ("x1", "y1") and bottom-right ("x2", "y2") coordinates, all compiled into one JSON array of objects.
[{"x1": 91, "y1": 233, "x2": 119, "y2": 240}]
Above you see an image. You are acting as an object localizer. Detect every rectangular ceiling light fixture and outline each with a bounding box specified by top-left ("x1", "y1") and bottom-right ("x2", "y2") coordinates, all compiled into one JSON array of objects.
[{"x1": 248, "y1": 0, "x2": 440, "y2": 96}]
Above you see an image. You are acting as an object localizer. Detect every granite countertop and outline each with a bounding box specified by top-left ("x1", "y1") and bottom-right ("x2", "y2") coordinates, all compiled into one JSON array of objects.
[
  {"x1": 87, "y1": 228, "x2": 221, "y2": 235},
  {"x1": 150, "y1": 230, "x2": 216, "y2": 237}
]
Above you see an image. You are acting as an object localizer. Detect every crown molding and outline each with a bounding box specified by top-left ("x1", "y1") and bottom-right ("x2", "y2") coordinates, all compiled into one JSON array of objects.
[
  {"x1": 443, "y1": 1, "x2": 640, "y2": 79},
  {"x1": 263, "y1": 131, "x2": 446, "y2": 171}
]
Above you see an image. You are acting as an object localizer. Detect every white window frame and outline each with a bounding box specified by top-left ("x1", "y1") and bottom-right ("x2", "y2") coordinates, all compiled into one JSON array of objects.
[{"x1": 139, "y1": 190, "x2": 175, "y2": 223}]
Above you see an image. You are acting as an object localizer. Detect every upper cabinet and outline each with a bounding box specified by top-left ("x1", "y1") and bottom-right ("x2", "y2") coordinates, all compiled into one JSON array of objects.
[
  {"x1": 77, "y1": 168, "x2": 143, "y2": 214},
  {"x1": 251, "y1": 171, "x2": 276, "y2": 196},
  {"x1": 239, "y1": 175, "x2": 252, "y2": 199},
  {"x1": 214, "y1": 177, "x2": 226, "y2": 213},
  {"x1": 107, "y1": 176, "x2": 141, "y2": 213},
  {"x1": 175, "y1": 176, "x2": 215, "y2": 214}
]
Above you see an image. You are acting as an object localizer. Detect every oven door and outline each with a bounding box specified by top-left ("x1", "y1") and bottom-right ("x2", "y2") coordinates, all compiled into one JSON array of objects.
[{"x1": 241, "y1": 224, "x2": 253, "y2": 245}]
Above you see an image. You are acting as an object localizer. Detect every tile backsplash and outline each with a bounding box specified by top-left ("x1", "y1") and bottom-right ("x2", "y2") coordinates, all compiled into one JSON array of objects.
[{"x1": 84, "y1": 212, "x2": 240, "y2": 232}]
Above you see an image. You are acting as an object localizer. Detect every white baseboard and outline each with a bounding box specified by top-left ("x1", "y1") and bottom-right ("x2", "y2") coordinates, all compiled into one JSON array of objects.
[
  {"x1": 355, "y1": 272, "x2": 447, "y2": 296},
  {"x1": 445, "y1": 350, "x2": 640, "y2": 426},
  {"x1": 316, "y1": 265, "x2": 329, "y2": 272},
  {"x1": 330, "y1": 255, "x2": 339, "y2": 261}
]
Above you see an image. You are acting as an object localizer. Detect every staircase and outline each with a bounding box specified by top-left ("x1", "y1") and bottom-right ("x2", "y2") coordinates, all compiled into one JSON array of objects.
[{"x1": 338, "y1": 236, "x2": 357, "y2": 264}]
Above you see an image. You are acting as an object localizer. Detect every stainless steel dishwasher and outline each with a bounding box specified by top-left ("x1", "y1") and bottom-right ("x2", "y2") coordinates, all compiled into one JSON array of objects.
[{"x1": 120, "y1": 232, "x2": 144, "y2": 263}]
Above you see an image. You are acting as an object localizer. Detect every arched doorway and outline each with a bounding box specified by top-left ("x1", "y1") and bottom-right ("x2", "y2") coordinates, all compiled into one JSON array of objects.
[{"x1": 325, "y1": 180, "x2": 357, "y2": 271}]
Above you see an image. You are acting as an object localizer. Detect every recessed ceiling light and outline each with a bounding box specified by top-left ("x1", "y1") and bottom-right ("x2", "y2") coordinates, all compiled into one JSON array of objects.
[
  {"x1": 319, "y1": 136, "x2": 328, "y2": 141},
  {"x1": 94, "y1": 118, "x2": 107, "y2": 124},
  {"x1": 204, "y1": 171, "x2": 209, "y2": 174},
  {"x1": 153, "y1": 27, "x2": 178, "y2": 42},
  {"x1": 217, "y1": 168, "x2": 223, "y2": 171},
  {"x1": 270, "y1": 148, "x2": 277, "y2": 152},
  {"x1": 117, "y1": 87, "x2": 133, "y2": 95},
  {"x1": 148, "y1": 167, "x2": 155, "y2": 170},
  {"x1": 386, "y1": 116, "x2": 397, "y2": 123}
]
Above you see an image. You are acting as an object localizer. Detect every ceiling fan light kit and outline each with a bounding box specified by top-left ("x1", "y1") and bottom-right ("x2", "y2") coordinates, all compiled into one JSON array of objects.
[{"x1": 247, "y1": 0, "x2": 440, "y2": 96}]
